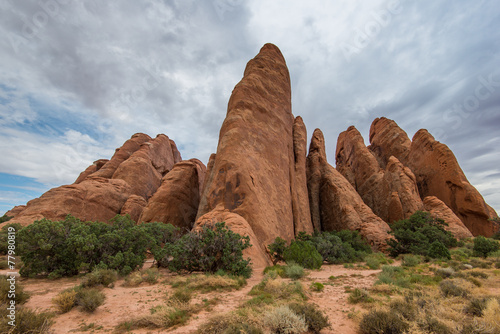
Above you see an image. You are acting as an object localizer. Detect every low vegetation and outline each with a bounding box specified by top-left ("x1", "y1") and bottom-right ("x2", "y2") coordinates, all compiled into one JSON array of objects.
[
  {"x1": 11, "y1": 215, "x2": 251, "y2": 279},
  {"x1": 387, "y1": 211, "x2": 457, "y2": 258}
]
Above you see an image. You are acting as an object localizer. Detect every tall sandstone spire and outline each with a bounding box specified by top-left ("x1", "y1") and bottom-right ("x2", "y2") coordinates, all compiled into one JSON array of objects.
[{"x1": 195, "y1": 44, "x2": 313, "y2": 268}]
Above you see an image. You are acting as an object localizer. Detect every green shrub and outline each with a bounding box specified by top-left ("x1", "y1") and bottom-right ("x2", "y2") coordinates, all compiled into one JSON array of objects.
[
  {"x1": 283, "y1": 240, "x2": 322, "y2": 269},
  {"x1": 0, "y1": 275, "x2": 30, "y2": 304},
  {"x1": 155, "y1": 222, "x2": 252, "y2": 278},
  {"x1": 283, "y1": 263, "x2": 305, "y2": 280},
  {"x1": 308, "y1": 230, "x2": 369, "y2": 264},
  {"x1": 402, "y1": 254, "x2": 422, "y2": 267},
  {"x1": 80, "y1": 268, "x2": 118, "y2": 288},
  {"x1": 428, "y1": 241, "x2": 451, "y2": 259},
  {"x1": 0, "y1": 306, "x2": 53, "y2": 334},
  {"x1": 0, "y1": 214, "x2": 12, "y2": 224},
  {"x1": 264, "y1": 265, "x2": 285, "y2": 278},
  {"x1": 0, "y1": 222, "x2": 22, "y2": 255},
  {"x1": 288, "y1": 303, "x2": 329, "y2": 334},
  {"x1": 310, "y1": 282, "x2": 324, "y2": 292},
  {"x1": 387, "y1": 211, "x2": 457, "y2": 257},
  {"x1": 359, "y1": 310, "x2": 409, "y2": 334},
  {"x1": 473, "y1": 236, "x2": 500, "y2": 258},
  {"x1": 263, "y1": 305, "x2": 307, "y2": 334},
  {"x1": 268, "y1": 237, "x2": 287, "y2": 265},
  {"x1": 75, "y1": 287, "x2": 106, "y2": 312},
  {"x1": 365, "y1": 253, "x2": 389, "y2": 269},
  {"x1": 17, "y1": 215, "x2": 154, "y2": 277}
]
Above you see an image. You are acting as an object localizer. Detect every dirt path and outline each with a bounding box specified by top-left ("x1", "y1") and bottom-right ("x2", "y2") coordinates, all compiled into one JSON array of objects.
[{"x1": 11, "y1": 264, "x2": 382, "y2": 333}]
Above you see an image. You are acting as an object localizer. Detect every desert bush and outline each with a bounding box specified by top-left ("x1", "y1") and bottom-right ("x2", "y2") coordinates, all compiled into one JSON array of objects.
[
  {"x1": 170, "y1": 273, "x2": 246, "y2": 293},
  {"x1": 0, "y1": 214, "x2": 12, "y2": 224},
  {"x1": 0, "y1": 222, "x2": 22, "y2": 255},
  {"x1": 123, "y1": 268, "x2": 160, "y2": 287},
  {"x1": 387, "y1": 211, "x2": 457, "y2": 257},
  {"x1": 196, "y1": 313, "x2": 262, "y2": 334},
  {"x1": 310, "y1": 282, "x2": 324, "y2": 292},
  {"x1": 402, "y1": 254, "x2": 422, "y2": 267},
  {"x1": 359, "y1": 310, "x2": 409, "y2": 334},
  {"x1": 75, "y1": 287, "x2": 106, "y2": 312},
  {"x1": 268, "y1": 237, "x2": 287, "y2": 265},
  {"x1": 283, "y1": 263, "x2": 305, "y2": 280},
  {"x1": 428, "y1": 240, "x2": 451, "y2": 259},
  {"x1": 155, "y1": 222, "x2": 252, "y2": 278},
  {"x1": 80, "y1": 268, "x2": 118, "y2": 288},
  {"x1": 263, "y1": 305, "x2": 307, "y2": 334},
  {"x1": 365, "y1": 252, "x2": 390, "y2": 269},
  {"x1": 0, "y1": 306, "x2": 53, "y2": 334},
  {"x1": 287, "y1": 303, "x2": 329, "y2": 334},
  {"x1": 0, "y1": 274, "x2": 30, "y2": 304},
  {"x1": 389, "y1": 299, "x2": 417, "y2": 321},
  {"x1": 309, "y1": 230, "x2": 370, "y2": 264},
  {"x1": 283, "y1": 240, "x2": 322, "y2": 269},
  {"x1": 464, "y1": 297, "x2": 489, "y2": 316},
  {"x1": 264, "y1": 265, "x2": 285, "y2": 278},
  {"x1": 439, "y1": 279, "x2": 470, "y2": 298},
  {"x1": 52, "y1": 290, "x2": 77, "y2": 313},
  {"x1": 421, "y1": 316, "x2": 452, "y2": 334},
  {"x1": 17, "y1": 215, "x2": 154, "y2": 277},
  {"x1": 473, "y1": 236, "x2": 500, "y2": 258},
  {"x1": 436, "y1": 267, "x2": 455, "y2": 278},
  {"x1": 170, "y1": 288, "x2": 192, "y2": 303},
  {"x1": 348, "y1": 288, "x2": 373, "y2": 304},
  {"x1": 249, "y1": 277, "x2": 306, "y2": 302}
]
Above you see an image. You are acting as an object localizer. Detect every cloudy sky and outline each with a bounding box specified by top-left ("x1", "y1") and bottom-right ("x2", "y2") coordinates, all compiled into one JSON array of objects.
[{"x1": 0, "y1": 0, "x2": 499, "y2": 215}]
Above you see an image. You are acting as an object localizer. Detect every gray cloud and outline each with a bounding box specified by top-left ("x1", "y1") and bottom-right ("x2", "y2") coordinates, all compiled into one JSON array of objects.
[{"x1": 0, "y1": 0, "x2": 499, "y2": 212}]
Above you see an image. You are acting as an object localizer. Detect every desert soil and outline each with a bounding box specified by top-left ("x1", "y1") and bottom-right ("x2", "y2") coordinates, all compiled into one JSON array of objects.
[{"x1": 5, "y1": 262, "x2": 382, "y2": 334}]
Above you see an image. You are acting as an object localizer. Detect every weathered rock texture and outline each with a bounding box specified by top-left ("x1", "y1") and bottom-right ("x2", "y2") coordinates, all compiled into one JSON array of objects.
[
  {"x1": 336, "y1": 126, "x2": 423, "y2": 224},
  {"x1": 120, "y1": 195, "x2": 147, "y2": 222},
  {"x1": 368, "y1": 117, "x2": 498, "y2": 236},
  {"x1": 140, "y1": 159, "x2": 206, "y2": 230},
  {"x1": 423, "y1": 196, "x2": 473, "y2": 239},
  {"x1": 307, "y1": 129, "x2": 392, "y2": 251},
  {"x1": 195, "y1": 43, "x2": 313, "y2": 267},
  {"x1": 7, "y1": 133, "x2": 182, "y2": 226}
]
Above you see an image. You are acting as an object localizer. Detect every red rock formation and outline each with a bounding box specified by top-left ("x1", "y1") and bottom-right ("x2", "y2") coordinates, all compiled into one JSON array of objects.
[
  {"x1": 369, "y1": 117, "x2": 411, "y2": 168},
  {"x1": 7, "y1": 133, "x2": 182, "y2": 226},
  {"x1": 336, "y1": 126, "x2": 423, "y2": 223},
  {"x1": 307, "y1": 129, "x2": 392, "y2": 251},
  {"x1": 407, "y1": 129, "x2": 498, "y2": 236},
  {"x1": 4, "y1": 205, "x2": 26, "y2": 218},
  {"x1": 423, "y1": 196, "x2": 473, "y2": 239},
  {"x1": 367, "y1": 117, "x2": 497, "y2": 236},
  {"x1": 195, "y1": 44, "x2": 314, "y2": 264},
  {"x1": 74, "y1": 159, "x2": 109, "y2": 184},
  {"x1": 292, "y1": 116, "x2": 313, "y2": 235},
  {"x1": 120, "y1": 195, "x2": 147, "y2": 222},
  {"x1": 112, "y1": 134, "x2": 177, "y2": 200},
  {"x1": 90, "y1": 133, "x2": 152, "y2": 179},
  {"x1": 140, "y1": 159, "x2": 206, "y2": 230},
  {"x1": 7, "y1": 177, "x2": 132, "y2": 226}
]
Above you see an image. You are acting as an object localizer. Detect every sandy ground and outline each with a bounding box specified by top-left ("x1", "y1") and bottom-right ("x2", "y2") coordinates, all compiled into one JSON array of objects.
[{"x1": 7, "y1": 263, "x2": 383, "y2": 334}]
